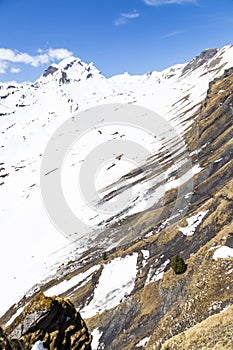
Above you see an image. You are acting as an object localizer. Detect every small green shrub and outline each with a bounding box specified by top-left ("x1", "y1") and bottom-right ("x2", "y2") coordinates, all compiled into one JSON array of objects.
[
  {"x1": 102, "y1": 252, "x2": 107, "y2": 261},
  {"x1": 172, "y1": 254, "x2": 187, "y2": 275}
]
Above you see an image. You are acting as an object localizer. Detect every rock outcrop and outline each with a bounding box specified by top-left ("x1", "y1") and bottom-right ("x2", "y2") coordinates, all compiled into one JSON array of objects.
[
  {"x1": 0, "y1": 327, "x2": 25, "y2": 349},
  {"x1": 3, "y1": 293, "x2": 92, "y2": 350}
]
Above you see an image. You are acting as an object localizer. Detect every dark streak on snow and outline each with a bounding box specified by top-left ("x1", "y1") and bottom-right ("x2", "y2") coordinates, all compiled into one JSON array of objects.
[
  {"x1": 44, "y1": 168, "x2": 59, "y2": 176},
  {"x1": 106, "y1": 163, "x2": 115, "y2": 171}
]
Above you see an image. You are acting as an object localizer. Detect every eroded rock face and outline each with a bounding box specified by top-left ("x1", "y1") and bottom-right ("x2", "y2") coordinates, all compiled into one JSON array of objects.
[
  {"x1": 4, "y1": 293, "x2": 92, "y2": 350},
  {"x1": 0, "y1": 327, "x2": 13, "y2": 350},
  {"x1": 0, "y1": 327, "x2": 25, "y2": 349}
]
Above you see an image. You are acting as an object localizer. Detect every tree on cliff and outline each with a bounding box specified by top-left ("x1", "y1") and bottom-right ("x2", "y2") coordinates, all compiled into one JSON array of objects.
[{"x1": 172, "y1": 254, "x2": 187, "y2": 274}]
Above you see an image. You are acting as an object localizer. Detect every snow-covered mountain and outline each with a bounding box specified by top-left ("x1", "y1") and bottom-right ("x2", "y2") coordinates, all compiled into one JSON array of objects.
[{"x1": 0, "y1": 43, "x2": 233, "y2": 328}]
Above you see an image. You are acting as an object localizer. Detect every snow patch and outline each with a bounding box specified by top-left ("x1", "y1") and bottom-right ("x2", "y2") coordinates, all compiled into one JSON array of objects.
[
  {"x1": 136, "y1": 336, "x2": 150, "y2": 347},
  {"x1": 214, "y1": 158, "x2": 223, "y2": 163},
  {"x1": 145, "y1": 231, "x2": 153, "y2": 238},
  {"x1": 91, "y1": 328, "x2": 103, "y2": 350},
  {"x1": 179, "y1": 210, "x2": 209, "y2": 236},
  {"x1": 5, "y1": 306, "x2": 24, "y2": 327},
  {"x1": 31, "y1": 341, "x2": 48, "y2": 350},
  {"x1": 141, "y1": 249, "x2": 150, "y2": 267},
  {"x1": 146, "y1": 259, "x2": 170, "y2": 285},
  {"x1": 44, "y1": 265, "x2": 100, "y2": 297},
  {"x1": 165, "y1": 164, "x2": 203, "y2": 191},
  {"x1": 208, "y1": 244, "x2": 221, "y2": 251},
  {"x1": 81, "y1": 254, "x2": 138, "y2": 319},
  {"x1": 213, "y1": 246, "x2": 233, "y2": 260}
]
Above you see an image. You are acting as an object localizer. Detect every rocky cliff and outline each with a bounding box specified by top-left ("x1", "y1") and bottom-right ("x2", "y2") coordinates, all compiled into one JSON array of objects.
[{"x1": 1, "y1": 294, "x2": 92, "y2": 350}]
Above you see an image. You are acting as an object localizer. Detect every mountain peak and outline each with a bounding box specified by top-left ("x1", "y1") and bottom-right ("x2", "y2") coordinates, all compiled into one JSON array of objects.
[
  {"x1": 37, "y1": 56, "x2": 102, "y2": 85},
  {"x1": 181, "y1": 44, "x2": 233, "y2": 76}
]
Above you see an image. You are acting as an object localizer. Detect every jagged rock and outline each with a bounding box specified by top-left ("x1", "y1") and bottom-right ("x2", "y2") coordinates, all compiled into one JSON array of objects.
[
  {"x1": 5, "y1": 293, "x2": 92, "y2": 350},
  {"x1": 0, "y1": 327, "x2": 12, "y2": 349},
  {"x1": 59, "y1": 71, "x2": 70, "y2": 85},
  {"x1": 181, "y1": 48, "x2": 218, "y2": 75},
  {"x1": 42, "y1": 65, "x2": 59, "y2": 78},
  {"x1": 0, "y1": 327, "x2": 25, "y2": 349}
]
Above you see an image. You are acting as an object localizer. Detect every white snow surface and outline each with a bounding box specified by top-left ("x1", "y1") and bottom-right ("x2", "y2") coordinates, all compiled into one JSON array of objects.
[
  {"x1": 179, "y1": 210, "x2": 209, "y2": 236},
  {"x1": 91, "y1": 328, "x2": 103, "y2": 350},
  {"x1": 5, "y1": 306, "x2": 24, "y2": 327},
  {"x1": 146, "y1": 259, "x2": 170, "y2": 285},
  {"x1": 136, "y1": 336, "x2": 151, "y2": 347},
  {"x1": 44, "y1": 265, "x2": 100, "y2": 297},
  {"x1": 31, "y1": 341, "x2": 48, "y2": 350},
  {"x1": 141, "y1": 249, "x2": 150, "y2": 267},
  {"x1": 81, "y1": 254, "x2": 138, "y2": 319},
  {"x1": 0, "y1": 45, "x2": 233, "y2": 316},
  {"x1": 213, "y1": 246, "x2": 233, "y2": 260}
]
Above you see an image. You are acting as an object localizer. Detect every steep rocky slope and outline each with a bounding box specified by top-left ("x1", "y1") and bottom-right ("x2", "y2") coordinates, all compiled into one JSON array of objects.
[
  {"x1": 0, "y1": 46, "x2": 233, "y2": 349},
  {"x1": 162, "y1": 305, "x2": 233, "y2": 350},
  {"x1": 81, "y1": 67, "x2": 233, "y2": 349},
  {"x1": 42, "y1": 66, "x2": 233, "y2": 349}
]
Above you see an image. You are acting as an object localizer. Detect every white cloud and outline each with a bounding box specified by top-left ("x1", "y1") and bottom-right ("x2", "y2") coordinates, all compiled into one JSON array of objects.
[
  {"x1": 115, "y1": 11, "x2": 140, "y2": 26},
  {"x1": 47, "y1": 48, "x2": 72, "y2": 60},
  {"x1": 10, "y1": 67, "x2": 21, "y2": 73},
  {"x1": 0, "y1": 48, "x2": 73, "y2": 74},
  {"x1": 0, "y1": 49, "x2": 43, "y2": 67},
  {"x1": 122, "y1": 12, "x2": 140, "y2": 19},
  {"x1": 0, "y1": 61, "x2": 8, "y2": 74},
  {"x1": 144, "y1": 0, "x2": 196, "y2": 5}
]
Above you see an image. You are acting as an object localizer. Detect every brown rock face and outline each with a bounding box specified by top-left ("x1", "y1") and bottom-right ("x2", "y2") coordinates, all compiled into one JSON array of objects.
[
  {"x1": 0, "y1": 327, "x2": 25, "y2": 349},
  {"x1": 4, "y1": 293, "x2": 92, "y2": 350},
  {"x1": 0, "y1": 327, "x2": 14, "y2": 350}
]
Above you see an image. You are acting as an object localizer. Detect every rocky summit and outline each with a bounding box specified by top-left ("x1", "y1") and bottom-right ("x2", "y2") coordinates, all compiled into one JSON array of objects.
[{"x1": 0, "y1": 45, "x2": 233, "y2": 349}]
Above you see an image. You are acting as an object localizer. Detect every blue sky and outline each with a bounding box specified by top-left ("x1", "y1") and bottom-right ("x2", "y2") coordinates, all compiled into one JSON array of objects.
[{"x1": 0, "y1": 0, "x2": 232, "y2": 82}]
